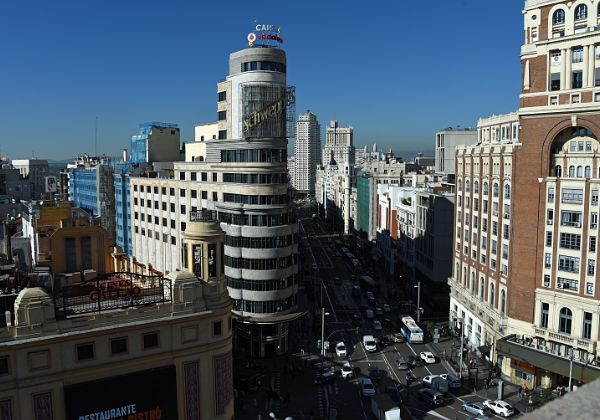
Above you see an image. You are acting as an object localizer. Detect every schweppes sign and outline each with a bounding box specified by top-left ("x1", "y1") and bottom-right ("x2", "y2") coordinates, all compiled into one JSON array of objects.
[{"x1": 243, "y1": 94, "x2": 287, "y2": 133}]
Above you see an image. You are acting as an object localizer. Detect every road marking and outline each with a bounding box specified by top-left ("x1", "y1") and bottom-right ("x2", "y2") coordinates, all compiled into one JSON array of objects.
[{"x1": 405, "y1": 342, "x2": 433, "y2": 376}]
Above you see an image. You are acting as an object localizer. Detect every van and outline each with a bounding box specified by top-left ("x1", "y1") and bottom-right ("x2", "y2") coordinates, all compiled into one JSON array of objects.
[
  {"x1": 365, "y1": 309, "x2": 374, "y2": 319},
  {"x1": 443, "y1": 373, "x2": 461, "y2": 389},
  {"x1": 418, "y1": 388, "x2": 444, "y2": 407},
  {"x1": 363, "y1": 335, "x2": 377, "y2": 352}
]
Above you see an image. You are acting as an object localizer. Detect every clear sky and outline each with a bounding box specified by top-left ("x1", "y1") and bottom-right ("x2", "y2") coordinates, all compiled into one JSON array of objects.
[{"x1": 0, "y1": 0, "x2": 524, "y2": 160}]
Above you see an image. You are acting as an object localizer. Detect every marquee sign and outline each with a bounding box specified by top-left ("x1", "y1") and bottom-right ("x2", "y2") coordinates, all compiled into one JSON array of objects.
[
  {"x1": 242, "y1": 94, "x2": 287, "y2": 133},
  {"x1": 248, "y1": 23, "x2": 283, "y2": 47}
]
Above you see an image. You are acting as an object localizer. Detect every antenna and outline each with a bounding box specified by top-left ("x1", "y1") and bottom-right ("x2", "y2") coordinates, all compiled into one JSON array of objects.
[{"x1": 94, "y1": 116, "x2": 98, "y2": 156}]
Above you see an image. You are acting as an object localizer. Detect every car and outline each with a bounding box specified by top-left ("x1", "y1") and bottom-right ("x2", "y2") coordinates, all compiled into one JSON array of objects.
[
  {"x1": 315, "y1": 368, "x2": 336, "y2": 385},
  {"x1": 368, "y1": 364, "x2": 382, "y2": 383},
  {"x1": 483, "y1": 400, "x2": 515, "y2": 417},
  {"x1": 375, "y1": 307, "x2": 384, "y2": 316},
  {"x1": 440, "y1": 373, "x2": 461, "y2": 389},
  {"x1": 377, "y1": 335, "x2": 390, "y2": 347},
  {"x1": 341, "y1": 361, "x2": 353, "y2": 379},
  {"x1": 372, "y1": 320, "x2": 382, "y2": 331},
  {"x1": 417, "y1": 388, "x2": 445, "y2": 407},
  {"x1": 360, "y1": 378, "x2": 376, "y2": 397},
  {"x1": 385, "y1": 384, "x2": 408, "y2": 404},
  {"x1": 407, "y1": 355, "x2": 423, "y2": 368},
  {"x1": 352, "y1": 314, "x2": 363, "y2": 326},
  {"x1": 420, "y1": 351, "x2": 436, "y2": 364},
  {"x1": 383, "y1": 303, "x2": 391, "y2": 313},
  {"x1": 382, "y1": 318, "x2": 392, "y2": 329},
  {"x1": 335, "y1": 341, "x2": 347, "y2": 357},
  {"x1": 366, "y1": 291, "x2": 375, "y2": 300},
  {"x1": 363, "y1": 335, "x2": 377, "y2": 352},
  {"x1": 391, "y1": 332, "x2": 405, "y2": 343},
  {"x1": 396, "y1": 357, "x2": 409, "y2": 370},
  {"x1": 462, "y1": 402, "x2": 491, "y2": 417},
  {"x1": 422, "y1": 375, "x2": 442, "y2": 387}
]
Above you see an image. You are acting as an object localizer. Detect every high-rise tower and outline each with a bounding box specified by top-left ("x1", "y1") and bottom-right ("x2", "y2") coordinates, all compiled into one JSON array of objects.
[{"x1": 293, "y1": 111, "x2": 321, "y2": 194}]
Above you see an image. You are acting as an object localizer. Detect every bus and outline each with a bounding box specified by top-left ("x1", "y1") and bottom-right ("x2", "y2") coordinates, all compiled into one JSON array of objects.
[
  {"x1": 400, "y1": 316, "x2": 424, "y2": 343},
  {"x1": 359, "y1": 275, "x2": 378, "y2": 291}
]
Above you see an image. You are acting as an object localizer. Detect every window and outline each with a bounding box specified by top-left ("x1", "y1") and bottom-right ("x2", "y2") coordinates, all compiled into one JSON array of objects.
[
  {"x1": 577, "y1": 165, "x2": 583, "y2": 177},
  {"x1": 588, "y1": 259, "x2": 595, "y2": 275},
  {"x1": 546, "y1": 231, "x2": 553, "y2": 246},
  {"x1": 547, "y1": 209, "x2": 554, "y2": 225},
  {"x1": 572, "y1": 71, "x2": 583, "y2": 89},
  {"x1": 583, "y1": 312, "x2": 593, "y2": 340},
  {"x1": 590, "y1": 236, "x2": 597, "y2": 252},
  {"x1": 572, "y1": 94, "x2": 581, "y2": 104},
  {"x1": 593, "y1": 189, "x2": 599, "y2": 205},
  {"x1": 143, "y1": 332, "x2": 159, "y2": 349},
  {"x1": 483, "y1": 182, "x2": 489, "y2": 195},
  {"x1": 569, "y1": 165, "x2": 575, "y2": 177},
  {"x1": 502, "y1": 244, "x2": 509, "y2": 259},
  {"x1": 545, "y1": 253, "x2": 552, "y2": 268},
  {"x1": 560, "y1": 233, "x2": 581, "y2": 249},
  {"x1": 561, "y1": 188, "x2": 583, "y2": 204},
  {"x1": 500, "y1": 290, "x2": 506, "y2": 314},
  {"x1": 181, "y1": 205, "x2": 186, "y2": 214},
  {"x1": 558, "y1": 255, "x2": 580, "y2": 273},
  {"x1": 0, "y1": 356, "x2": 8, "y2": 375},
  {"x1": 586, "y1": 282, "x2": 594, "y2": 295},
  {"x1": 552, "y1": 9, "x2": 565, "y2": 25},
  {"x1": 489, "y1": 283, "x2": 495, "y2": 306},
  {"x1": 550, "y1": 96, "x2": 559, "y2": 105},
  {"x1": 493, "y1": 183, "x2": 499, "y2": 198},
  {"x1": 491, "y1": 239, "x2": 497, "y2": 255},
  {"x1": 559, "y1": 307, "x2": 573, "y2": 334},
  {"x1": 218, "y1": 91, "x2": 226, "y2": 102},
  {"x1": 558, "y1": 277, "x2": 579, "y2": 291},
  {"x1": 218, "y1": 111, "x2": 227, "y2": 121},
  {"x1": 572, "y1": 47, "x2": 584, "y2": 63},
  {"x1": 548, "y1": 187, "x2": 555, "y2": 202},
  {"x1": 213, "y1": 320, "x2": 222, "y2": 336},
  {"x1": 77, "y1": 343, "x2": 95, "y2": 361},
  {"x1": 179, "y1": 172, "x2": 185, "y2": 181},
  {"x1": 540, "y1": 303, "x2": 549, "y2": 328},
  {"x1": 504, "y1": 184, "x2": 511, "y2": 199},
  {"x1": 560, "y1": 211, "x2": 581, "y2": 227},
  {"x1": 474, "y1": 181, "x2": 479, "y2": 193},
  {"x1": 550, "y1": 73, "x2": 561, "y2": 91},
  {"x1": 575, "y1": 4, "x2": 588, "y2": 21},
  {"x1": 544, "y1": 274, "x2": 551, "y2": 287},
  {"x1": 585, "y1": 166, "x2": 592, "y2": 178},
  {"x1": 480, "y1": 280, "x2": 485, "y2": 299},
  {"x1": 591, "y1": 212, "x2": 598, "y2": 228},
  {"x1": 111, "y1": 337, "x2": 128, "y2": 355},
  {"x1": 218, "y1": 130, "x2": 227, "y2": 139}
]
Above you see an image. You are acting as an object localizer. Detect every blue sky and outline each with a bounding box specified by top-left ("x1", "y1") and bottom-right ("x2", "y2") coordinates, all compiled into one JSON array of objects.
[{"x1": 0, "y1": 0, "x2": 523, "y2": 160}]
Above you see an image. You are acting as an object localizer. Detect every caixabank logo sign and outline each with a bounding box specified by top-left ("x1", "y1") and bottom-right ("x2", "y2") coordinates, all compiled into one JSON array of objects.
[{"x1": 64, "y1": 366, "x2": 177, "y2": 420}]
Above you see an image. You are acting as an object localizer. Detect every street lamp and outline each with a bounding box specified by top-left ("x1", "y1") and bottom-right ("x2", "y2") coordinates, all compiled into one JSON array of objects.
[
  {"x1": 457, "y1": 317, "x2": 465, "y2": 380},
  {"x1": 414, "y1": 281, "x2": 422, "y2": 322},
  {"x1": 321, "y1": 308, "x2": 330, "y2": 359}
]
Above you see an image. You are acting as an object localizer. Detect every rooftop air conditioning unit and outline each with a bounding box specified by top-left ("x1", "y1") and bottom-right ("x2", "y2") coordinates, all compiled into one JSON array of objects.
[{"x1": 557, "y1": 283, "x2": 564, "y2": 289}]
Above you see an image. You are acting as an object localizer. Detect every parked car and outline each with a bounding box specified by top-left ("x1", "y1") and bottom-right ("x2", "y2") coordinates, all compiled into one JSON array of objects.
[
  {"x1": 440, "y1": 373, "x2": 461, "y2": 389},
  {"x1": 422, "y1": 375, "x2": 442, "y2": 387},
  {"x1": 407, "y1": 355, "x2": 423, "y2": 368},
  {"x1": 335, "y1": 341, "x2": 347, "y2": 357},
  {"x1": 396, "y1": 357, "x2": 409, "y2": 370},
  {"x1": 382, "y1": 318, "x2": 392, "y2": 329},
  {"x1": 372, "y1": 320, "x2": 382, "y2": 331},
  {"x1": 375, "y1": 307, "x2": 384, "y2": 316},
  {"x1": 417, "y1": 389, "x2": 445, "y2": 407},
  {"x1": 315, "y1": 368, "x2": 336, "y2": 385},
  {"x1": 383, "y1": 303, "x2": 391, "y2": 313},
  {"x1": 341, "y1": 361, "x2": 353, "y2": 379},
  {"x1": 366, "y1": 291, "x2": 375, "y2": 300},
  {"x1": 363, "y1": 335, "x2": 377, "y2": 352},
  {"x1": 483, "y1": 400, "x2": 515, "y2": 417},
  {"x1": 368, "y1": 364, "x2": 382, "y2": 383},
  {"x1": 391, "y1": 332, "x2": 404, "y2": 343},
  {"x1": 360, "y1": 378, "x2": 376, "y2": 397},
  {"x1": 420, "y1": 351, "x2": 436, "y2": 364},
  {"x1": 462, "y1": 402, "x2": 491, "y2": 417}
]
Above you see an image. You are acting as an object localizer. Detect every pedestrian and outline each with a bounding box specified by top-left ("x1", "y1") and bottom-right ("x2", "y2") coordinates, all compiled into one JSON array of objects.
[{"x1": 518, "y1": 385, "x2": 523, "y2": 398}]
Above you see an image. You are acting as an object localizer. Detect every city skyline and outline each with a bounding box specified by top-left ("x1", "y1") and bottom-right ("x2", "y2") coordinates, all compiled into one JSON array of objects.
[{"x1": 0, "y1": 0, "x2": 522, "y2": 160}]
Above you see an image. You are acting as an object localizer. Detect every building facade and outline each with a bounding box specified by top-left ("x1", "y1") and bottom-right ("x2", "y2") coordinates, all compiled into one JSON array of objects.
[
  {"x1": 0, "y1": 216, "x2": 233, "y2": 420},
  {"x1": 322, "y1": 120, "x2": 354, "y2": 167},
  {"x1": 130, "y1": 122, "x2": 181, "y2": 164},
  {"x1": 11, "y1": 159, "x2": 49, "y2": 200},
  {"x1": 128, "y1": 44, "x2": 300, "y2": 358},
  {"x1": 293, "y1": 110, "x2": 321, "y2": 194},
  {"x1": 435, "y1": 127, "x2": 478, "y2": 178}
]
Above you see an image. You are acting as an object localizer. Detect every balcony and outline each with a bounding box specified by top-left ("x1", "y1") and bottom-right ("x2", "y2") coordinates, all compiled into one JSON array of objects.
[
  {"x1": 497, "y1": 334, "x2": 600, "y2": 383},
  {"x1": 549, "y1": 331, "x2": 574, "y2": 345}
]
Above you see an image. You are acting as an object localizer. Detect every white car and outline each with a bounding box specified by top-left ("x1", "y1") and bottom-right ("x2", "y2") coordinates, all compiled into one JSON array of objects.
[
  {"x1": 420, "y1": 351, "x2": 436, "y2": 364},
  {"x1": 372, "y1": 320, "x2": 382, "y2": 331},
  {"x1": 341, "y1": 361, "x2": 353, "y2": 379},
  {"x1": 422, "y1": 375, "x2": 441, "y2": 387},
  {"x1": 483, "y1": 399, "x2": 515, "y2": 417},
  {"x1": 335, "y1": 341, "x2": 347, "y2": 357},
  {"x1": 361, "y1": 378, "x2": 376, "y2": 397}
]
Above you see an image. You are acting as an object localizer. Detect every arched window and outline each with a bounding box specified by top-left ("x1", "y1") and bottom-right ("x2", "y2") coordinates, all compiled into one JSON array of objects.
[
  {"x1": 489, "y1": 283, "x2": 495, "y2": 306},
  {"x1": 559, "y1": 307, "x2": 573, "y2": 334},
  {"x1": 555, "y1": 165, "x2": 562, "y2": 177},
  {"x1": 483, "y1": 182, "x2": 489, "y2": 195},
  {"x1": 493, "y1": 183, "x2": 499, "y2": 198},
  {"x1": 577, "y1": 165, "x2": 583, "y2": 178},
  {"x1": 575, "y1": 4, "x2": 588, "y2": 20},
  {"x1": 504, "y1": 184, "x2": 511, "y2": 199},
  {"x1": 480, "y1": 278, "x2": 485, "y2": 299},
  {"x1": 500, "y1": 290, "x2": 506, "y2": 314},
  {"x1": 474, "y1": 180, "x2": 479, "y2": 194},
  {"x1": 465, "y1": 180, "x2": 470, "y2": 193},
  {"x1": 552, "y1": 9, "x2": 565, "y2": 24},
  {"x1": 569, "y1": 165, "x2": 575, "y2": 177},
  {"x1": 585, "y1": 165, "x2": 591, "y2": 178}
]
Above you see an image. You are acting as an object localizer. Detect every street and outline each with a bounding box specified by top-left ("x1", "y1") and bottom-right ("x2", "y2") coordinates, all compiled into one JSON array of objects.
[{"x1": 236, "y1": 214, "x2": 530, "y2": 420}]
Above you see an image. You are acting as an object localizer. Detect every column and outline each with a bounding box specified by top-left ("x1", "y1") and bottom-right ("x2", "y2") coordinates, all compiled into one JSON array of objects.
[
  {"x1": 589, "y1": 44, "x2": 597, "y2": 88},
  {"x1": 583, "y1": 45, "x2": 590, "y2": 87},
  {"x1": 561, "y1": 48, "x2": 567, "y2": 90},
  {"x1": 565, "y1": 48, "x2": 572, "y2": 90}
]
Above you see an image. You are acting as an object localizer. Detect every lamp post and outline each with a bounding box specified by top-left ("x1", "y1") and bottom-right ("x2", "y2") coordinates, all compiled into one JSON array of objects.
[
  {"x1": 321, "y1": 308, "x2": 330, "y2": 361},
  {"x1": 459, "y1": 318, "x2": 465, "y2": 380},
  {"x1": 414, "y1": 281, "x2": 422, "y2": 322}
]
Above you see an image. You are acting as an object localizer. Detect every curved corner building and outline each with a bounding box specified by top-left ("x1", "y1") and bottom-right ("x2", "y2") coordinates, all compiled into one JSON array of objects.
[{"x1": 213, "y1": 45, "x2": 300, "y2": 357}]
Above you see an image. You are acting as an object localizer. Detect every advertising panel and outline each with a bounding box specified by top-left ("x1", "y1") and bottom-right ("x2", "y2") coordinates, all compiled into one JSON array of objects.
[
  {"x1": 208, "y1": 243, "x2": 216, "y2": 278},
  {"x1": 192, "y1": 244, "x2": 202, "y2": 278},
  {"x1": 45, "y1": 176, "x2": 57, "y2": 193},
  {"x1": 242, "y1": 84, "x2": 287, "y2": 139},
  {"x1": 64, "y1": 365, "x2": 178, "y2": 420}
]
